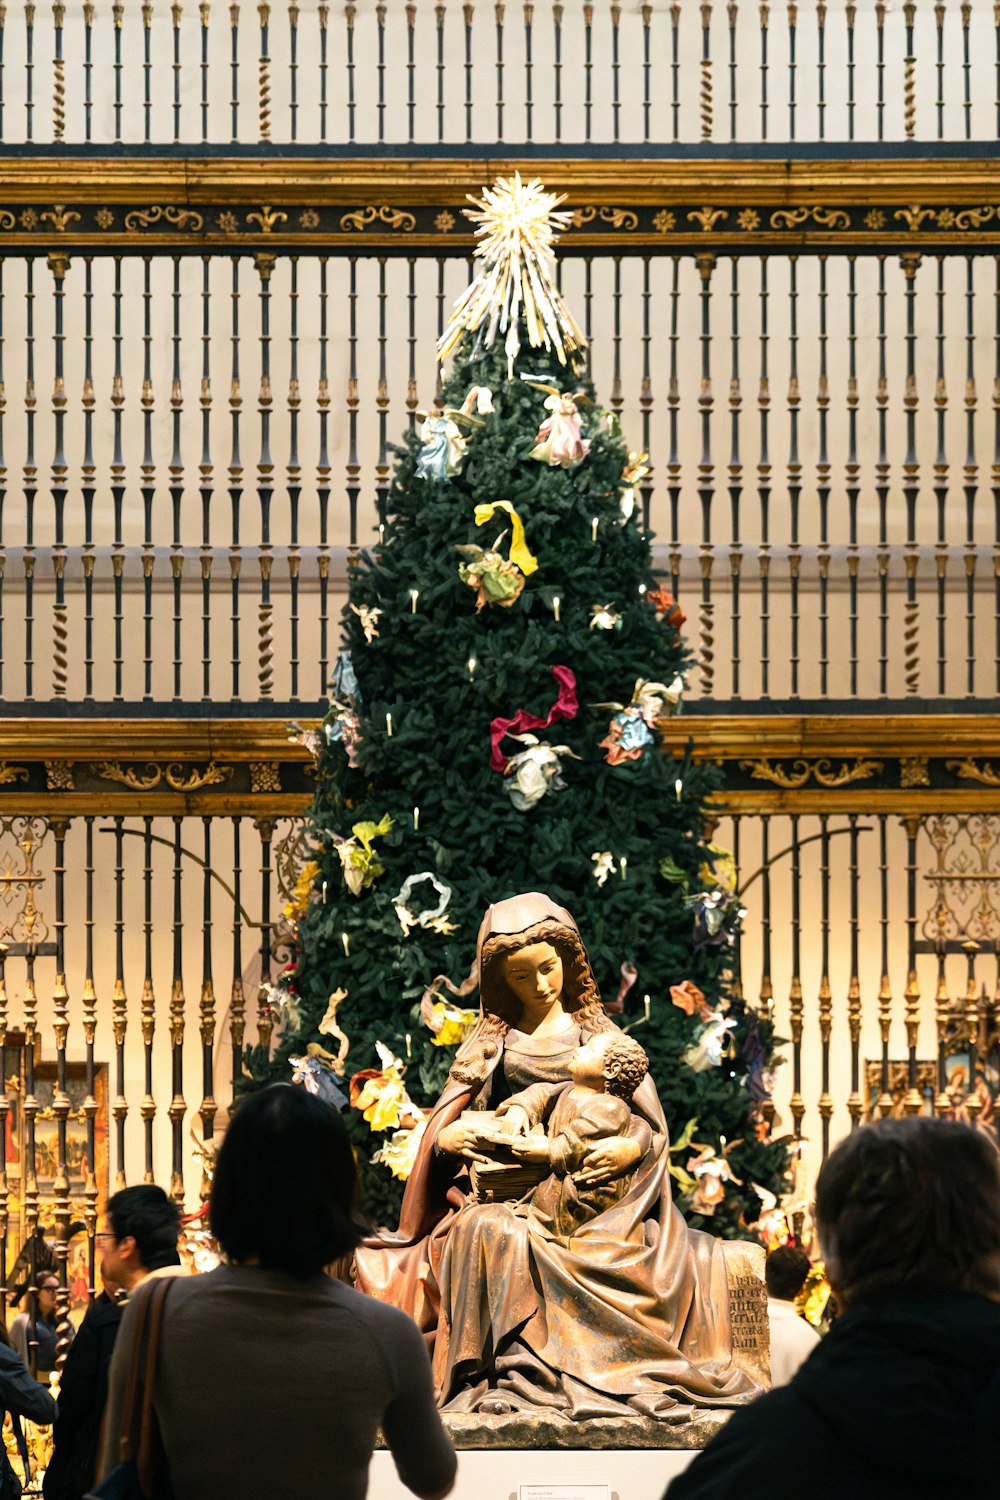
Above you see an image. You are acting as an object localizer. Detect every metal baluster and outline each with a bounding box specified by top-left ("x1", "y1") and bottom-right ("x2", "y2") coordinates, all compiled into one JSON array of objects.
[
  {"x1": 171, "y1": 257, "x2": 184, "y2": 701},
  {"x1": 876, "y1": 257, "x2": 890, "y2": 696},
  {"x1": 22, "y1": 943, "x2": 40, "y2": 1376},
  {"x1": 963, "y1": 940, "x2": 982, "y2": 1122},
  {"x1": 553, "y1": 1, "x2": 563, "y2": 142},
  {"x1": 288, "y1": 0, "x2": 298, "y2": 140},
  {"x1": 0, "y1": 945, "x2": 7, "y2": 1316},
  {"x1": 995, "y1": 0, "x2": 1000, "y2": 141},
  {"x1": 640, "y1": 256, "x2": 653, "y2": 534},
  {"x1": 229, "y1": 256, "x2": 243, "y2": 700},
  {"x1": 0, "y1": 261, "x2": 4, "y2": 697},
  {"x1": 25, "y1": 0, "x2": 34, "y2": 141},
  {"x1": 610, "y1": 1, "x2": 620, "y2": 144},
  {"x1": 700, "y1": 0, "x2": 713, "y2": 140},
  {"x1": 288, "y1": 258, "x2": 301, "y2": 701},
  {"x1": 962, "y1": 0, "x2": 972, "y2": 140},
  {"x1": 436, "y1": 2, "x2": 446, "y2": 142},
  {"x1": 464, "y1": 2, "x2": 474, "y2": 142},
  {"x1": 610, "y1": 257, "x2": 622, "y2": 423},
  {"x1": 142, "y1": 0, "x2": 153, "y2": 143},
  {"x1": 731, "y1": 816, "x2": 743, "y2": 1001},
  {"x1": 818, "y1": 815, "x2": 833, "y2": 1158},
  {"x1": 81, "y1": 819, "x2": 98, "y2": 1295},
  {"x1": 787, "y1": 0, "x2": 797, "y2": 140},
  {"x1": 964, "y1": 256, "x2": 978, "y2": 697},
  {"x1": 51, "y1": 821, "x2": 72, "y2": 1366},
  {"x1": 200, "y1": 257, "x2": 213, "y2": 701},
  {"x1": 901, "y1": 253, "x2": 922, "y2": 696},
  {"x1": 583, "y1": 2, "x2": 592, "y2": 141},
  {"x1": 200, "y1": 0, "x2": 210, "y2": 142},
  {"x1": 903, "y1": 0, "x2": 916, "y2": 139},
  {"x1": 405, "y1": 1, "x2": 415, "y2": 142},
  {"x1": 53, "y1": 0, "x2": 66, "y2": 141},
  {"x1": 318, "y1": 1, "x2": 328, "y2": 142},
  {"x1": 346, "y1": 258, "x2": 360, "y2": 561},
  {"x1": 496, "y1": 1, "x2": 505, "y2": 141},
  {"x1": 141, "y1": 818, "x2": 156, "y2": 1181},
  {"x1": 670, "y1": 0, "x2": 680, "y2": 141},
  {"x1": 169, "y1": 820, "x2": 187, "y2": 1201},
  {"x1": 0, "y1": 3, "x2": 6, "y2": 139},
  {"x1": 111, "y1": 258, "x2": 125, "y2": 700},
  {"x1": 254, "y1": 252, "x2": 274, "y2": 701},
  {"x1": 258, "y1": 1, "x2": 271, "y2": 140},
  {"x1": 728, "y1": 258, "x2": 743, "y2": 699},
  {"x1": 141, "y1": 258, "x2": 156, "y2": 702},
  {"x1": 375, "y1": 258, "x2": 390, "y2": 535},
  {"x1": 903, "y1": 817, "x2": 923, "y2": 1113},
  {"x1": 876, "y1": 815, "x2": 893, "y2": 1114},
  {"x1": 789, "y1": 816, "x2": 805, "y2": 1151},
  {"x1": 406, "y1": 257, "x2": 418, "y2": 435},
  {"x1": 113, "y1": 0, "x2": 123, "y2": 143},
  {"x1": 934, "y1": 257, "x2": 948, "y2": 697},
  {"x1": 255, "y1": 818, "x2": 274, "y2": 1051},
  {"x1": 759, "y1": 0, "x2": 768, "y2": 140},
  {"x1": 229, "y1": 0, "x2": 240, "y2": 143},
  {"x1": 875, "y1": 0, "x2": 886, "y2": 141},
  {"x1": 817, "y1": 0, "x2": 826, "y2": 138},
  {"x1": 847, "y1": 816, "x2": 863, "y2": 1129},
  {"x1": 727, "y1": 0, "x2": 737, "y2": 139},
  {"x1": 933, "y1": 938, "x2": 950, "y2": 1115},
  {"x1": 817, "y1": 258, "x2": 830, "y2": 697},
  {"x1": 376, "y1": 1, "x2": 385, "y2": 144},
  {"x1": 112, "y1": 816, "x2": 128, "y2": 1187},
  {"x1": 641, "y1": 1, "x2": 650, "y2": 141},
  {"x1": 758, "y1": 257, "x2": 771, "y2": 698},
  {"x1": 49, "y1": 252, "x2": 69, "y2": 701},
  {"x1": 199, "y1": 819, "x2": 217, "y2": 1193},
  {"x1": 230, "y1": 817, "x2": 246, "y2": 1088},
  {"x1": 697, "y1": 253, "x2": 716, "y2": 697},
  {"x1": 664, "y1": 259, "x2": 680, "y2": 597},
  {"x1": 24, "y1": 258, "x2": 37, "y2": 704},
  {"x1": 846, "y1": 0, "x2": 855, "y2": 141},
  {"x1": 787, "y1": 257, "x2": 801, "y2": 697},
  {"x1": 317, "y1": 257, "x2": 330, "y2": 693},
  {"x1": 524, "y1": 2, "x2": 534, "y2": 139},
  {"x1": 82, "y1": 258, "x2": 95, "y2": 700},
  {"x1": 934, "y1": 0, "x2": 945, "y2": 140}
]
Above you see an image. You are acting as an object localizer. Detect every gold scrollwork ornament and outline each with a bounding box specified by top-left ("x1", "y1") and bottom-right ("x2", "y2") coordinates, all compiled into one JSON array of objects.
[
  {"x1": 0, "y1": 765, "x2": 30, "y2": 786},
  {"x1": 89, "y1": 761, "x2": 233, "y2": 792},
  {"x1": 339, "y1": 205, "x2": 417, "y2": 233},
  {"x1": 739, "y1": 757, "x2": 884, "y2": 789},
  {"x1": 124, "y1": 205, "x2": 205, "y2": 233},
  {"x1": 570, "y1": 206, "x2": 639, "y2": 231},
  {"x1": 687, "y1": 207, "x2": 728, "y2": 233},
  {"x1": 945, "y1": 758, "x2": 1000, "y2": 787}
]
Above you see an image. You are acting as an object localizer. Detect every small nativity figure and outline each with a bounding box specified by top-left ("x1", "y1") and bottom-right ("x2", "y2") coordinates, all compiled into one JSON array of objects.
[
  {"x1": 415, "y1": 403, "x2": 483, "y2": 482},
  {"x1": 527, "y1": 386, "x2": 590, "y2": 468}
]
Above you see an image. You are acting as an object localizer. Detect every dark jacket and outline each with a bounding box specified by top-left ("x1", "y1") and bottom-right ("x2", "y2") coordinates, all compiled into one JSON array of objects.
[
  {"x1": 42, "y1": 1294, "x2": 123, "y2": 1500},
  {"x1": 0, "y1": 1338, "x2": 58, "y2": 1497},
  {"x1": 666, "y1": 1291, "x2": 1000, "y2": 1500}
]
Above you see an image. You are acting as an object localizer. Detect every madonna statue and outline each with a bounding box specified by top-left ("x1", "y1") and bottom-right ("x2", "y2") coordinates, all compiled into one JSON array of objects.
[{"x1": 355, "y1": 892, "x2": 756, "y2": 1421}]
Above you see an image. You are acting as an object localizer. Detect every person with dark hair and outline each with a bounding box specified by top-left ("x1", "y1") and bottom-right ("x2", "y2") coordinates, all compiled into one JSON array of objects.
[
  {"x1": 98, "y1": 1085, "x2": 456, "y2": 1500},
  {"x1": 664, "y1": 1117, "x2": 1000, "y2": 1499},
  {"x1": 763, "y1": 1246, "x2": 819, "y2": 1387},
  {"x1": 9, "y1": 1273, "x2": 62, "y2": 1376},
  {"x1": 44, "y1": 1186, "x2": 182, "y2": 1500},
  {"x1": 0, "y1": 1317, "x2": 58, "y2": 1496}
]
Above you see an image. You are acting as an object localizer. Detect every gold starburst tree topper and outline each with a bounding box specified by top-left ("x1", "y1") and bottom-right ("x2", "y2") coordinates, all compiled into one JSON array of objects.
[{"x1": 437, "y1": 173, "x2": 587, "y2": 374}]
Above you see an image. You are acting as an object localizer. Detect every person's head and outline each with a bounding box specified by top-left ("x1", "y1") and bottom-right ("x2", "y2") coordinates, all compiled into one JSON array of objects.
[
  {"x1": 210, "y1": 1084, "x2": 362, "y2": 1280},
  {"x1": 815, "y1": 1117, "x2": 1000, "y2": 1310},
  {"x1": 35, "y1": 1274, "x2": 59, "y2": 1319},
  {"x1": 765, "y1": 1245, "x2": 811, "y2": 1302},
  {"x1": 102, "y1": 1185, "x2": 182, "y2": 1291},
  {"x1": 570, "y1": 1031, "x2": 648, "y2": 1103},
  {"x1": 479, "y1": 918, "x2": 606, "y2": 1029}
]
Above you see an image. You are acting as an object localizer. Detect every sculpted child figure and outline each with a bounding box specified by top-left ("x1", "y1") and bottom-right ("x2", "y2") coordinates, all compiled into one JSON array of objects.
[
  {"x1": 502, "y1": 1031, "x2": 650, "y2": 1236},
  {"x1": 354, "y1": 892, "x2": 756, "y2": 1420}
]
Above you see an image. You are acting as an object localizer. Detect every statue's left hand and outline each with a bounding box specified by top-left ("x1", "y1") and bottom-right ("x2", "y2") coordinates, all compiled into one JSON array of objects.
[{"x1": 575, "y1": 1134, "x2": 642, "y2": 1186}]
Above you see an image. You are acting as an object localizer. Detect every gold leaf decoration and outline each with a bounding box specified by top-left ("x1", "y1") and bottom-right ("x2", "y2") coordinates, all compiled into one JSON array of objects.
[
  {"x1": 739, "y1": 757, "x2": 884, "y2": 789},
  {"x1": 901, "y1": 757, "x2": 932, "y2": 788},
  {"x1": 687, "y1": 207, "x2": 728, "y2": 232},
  {"x1": 246, "y1": 205, "x2": 289, "y2": 234},
  {"x1": 339, "y1": 205, "x2": 416, "y2": 233},
  {"x1": 570, "y1": 206, "x2": 639, "y2": 231},
  {"x1": 89, "y1": 761, "x2": 233, "y2": 792},
  {"x1": 124, "y1": 205, "x2": 205, "y2": 233},
  {"x1": 946, "y1": 758, "x2": 1000, "y2": 787},
  {"x1": 0, "y1": 765, "x2": 30, "y2": 786}
]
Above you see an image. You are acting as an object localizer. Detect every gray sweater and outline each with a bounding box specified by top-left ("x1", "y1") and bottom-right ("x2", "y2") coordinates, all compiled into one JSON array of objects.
[{"x1": 100, "y1": 1265, "x2": 456, "y2": 1500}]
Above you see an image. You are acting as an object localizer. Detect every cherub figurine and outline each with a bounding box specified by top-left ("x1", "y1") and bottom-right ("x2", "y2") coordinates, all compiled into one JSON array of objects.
[
  {"x1": 526, "y1": 383, "x2": 590, "y2": 468},
  {"x1": 415, "y1": 401, "x2": 486, "y2": 482},
  {"x1": 503, "y1": 1030, "x2": 649, "y2": 1235}
]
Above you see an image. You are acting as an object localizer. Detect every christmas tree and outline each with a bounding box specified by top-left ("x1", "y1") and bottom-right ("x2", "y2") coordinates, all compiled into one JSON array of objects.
[{"x1": 250, "y1": 177, "x2": 790, "y2": 1240}]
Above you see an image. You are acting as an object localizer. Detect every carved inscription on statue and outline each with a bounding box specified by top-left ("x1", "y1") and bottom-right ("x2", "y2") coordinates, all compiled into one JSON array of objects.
[
  {"x1": 729, "y1": 1273, "x2": 769, "y2": 1353},
  {"x1": 721, "y1": 1240, "x2": 771, "y2": 1388}
]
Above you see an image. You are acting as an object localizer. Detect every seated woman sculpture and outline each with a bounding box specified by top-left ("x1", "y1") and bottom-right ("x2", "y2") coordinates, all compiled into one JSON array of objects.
[{"x1": 354, "y1": 891, "x2": 756, "y2": 1420}]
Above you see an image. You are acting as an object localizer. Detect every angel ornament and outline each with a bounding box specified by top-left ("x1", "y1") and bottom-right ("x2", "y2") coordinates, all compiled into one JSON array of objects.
[
  {"x1": 415, "y1": 403, "x2": 484, "y2": 482},
  {"x1": 527, "y1": 384, "x2": 590, "y2": 468},
  {"x1": 504, "y1": 732, "x2": 580, "y2": 811}
]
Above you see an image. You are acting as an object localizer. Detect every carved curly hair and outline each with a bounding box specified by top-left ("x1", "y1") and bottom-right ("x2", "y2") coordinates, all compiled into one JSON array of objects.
[
  {"x1": 602, "y1": 1033, "x2": 649, "y2": 1103},
  {"x1": 449, "y1": 917, "x2": 614, "y2": 1087}
]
